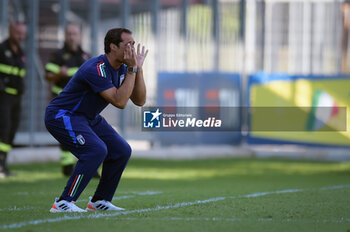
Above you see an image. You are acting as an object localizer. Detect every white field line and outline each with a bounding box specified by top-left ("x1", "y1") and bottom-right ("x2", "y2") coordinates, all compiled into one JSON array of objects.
[
  {"x1": 0, "y1": 191, "x2": 162, "y2": 212},
  {"x1": 0, "y1": 185, "x2": 349, "y2": 230},
  {"x1": 0, "y1": 206, "x2": 39, "y2": 212},
  {"x1": 132, "y1": 191, "x2": 163, "y2": 196},
  {"x1": 106, "y1": 216, "x2": 350, "y2": 223},
  {"x1": 319, "y1": 184, "x2": 350, "y2": 190},
  {"x1": 76, "y1": 191, "x2": 163, "y2": 203}
]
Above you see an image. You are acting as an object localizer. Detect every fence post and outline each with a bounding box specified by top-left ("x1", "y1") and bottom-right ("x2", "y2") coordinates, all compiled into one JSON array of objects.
[
  {"x1": 118, "y1": 0, "x2": 131, "y2": 136},
  {"x1": 0, "y1": 0, "x2": 8, "y2": 42},
  {"x1": 212, "y1": 0, "x2": 219, "y2": 71},
  {"x1": 89, "y1": 0, "x2": 99, "y2": 57},
  {"x1": 121, "y1": 0, "x2": 130, "y2": 29},
  {"x1": 58, "y1": 0, "x2": 68, "y2": 47},
  {"x1": 181, "y1": 0, "x2": 188, "y2": 71},
  {"x1": 26, "y1": 0, "x2": 39, "y2": 146}
]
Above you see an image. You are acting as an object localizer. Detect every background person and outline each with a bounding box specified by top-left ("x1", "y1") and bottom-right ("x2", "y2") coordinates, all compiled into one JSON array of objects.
[
  {"x1": 0, "y1": 22, "x2": 26, "y2": 178},
  {"x1": 45, "y1": 23, "x2": 94, "y2": 177}
]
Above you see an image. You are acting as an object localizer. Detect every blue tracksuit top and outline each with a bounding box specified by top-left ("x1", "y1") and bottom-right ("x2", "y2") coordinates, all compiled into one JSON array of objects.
[{"x1": 46, "y1": 54, "x2": 127, "y2": 120}]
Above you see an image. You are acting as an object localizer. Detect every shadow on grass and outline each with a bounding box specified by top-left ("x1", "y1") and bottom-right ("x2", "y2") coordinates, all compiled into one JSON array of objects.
[
  {"x1": 123, "y1": 158, "x2": 350, "y2": 180},
  {"x1": 3, "y1": 158, "x2": 350, "y2": 184}
]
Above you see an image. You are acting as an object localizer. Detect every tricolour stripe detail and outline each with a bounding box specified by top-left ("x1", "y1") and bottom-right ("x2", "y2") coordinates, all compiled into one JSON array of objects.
[
  {"x1": 96, "y1": 61, "x2": 102, "y2": 76},
  {"x1": 69, "y1": 174, "x2": 82, "y2": 197},
  {"x1": 68, "y1": 175, "x2": 79, "y2": 196},
  {"x1": 99, "y1": 63, "x2": 105, "y2": 77},
  {"x1": 96, "y1": 61, "x2": 106, "y2": 78},
  {"x1": 72, "y1": 174, "x2": 84, "y2": 197}
]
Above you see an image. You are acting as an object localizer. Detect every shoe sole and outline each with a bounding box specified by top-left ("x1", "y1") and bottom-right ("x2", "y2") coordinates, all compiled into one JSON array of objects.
[
  {"x1": 50, "y1": 208, "x2": 87, "y2": 213},
  {"x1": 49, "y1": 208, "x2": 59, "y2": 213},
  {"x1": 86, "y1": 201, "x2": 125, "y2": 211},
  {"x1": 85, "y1": 207, "x2": 125, "y2": 211}
]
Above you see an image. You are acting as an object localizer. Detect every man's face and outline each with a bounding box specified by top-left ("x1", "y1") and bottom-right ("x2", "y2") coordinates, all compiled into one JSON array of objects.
[
  {"x1": 65, "y1": 24, "x2": 81, "y2": 50},
  {"x1": 114, "y1": 32, "x2": 135, "y2": 62},
  {"x1": 9, "y1": 23, "x2": 26, "y2": 46}
]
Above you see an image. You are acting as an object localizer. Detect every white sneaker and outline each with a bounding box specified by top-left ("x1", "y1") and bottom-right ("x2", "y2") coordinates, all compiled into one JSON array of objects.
[
  {"x1": 86, "y1": 196, "x2": 125, "y2": 211},
  {"x1": 50, "y1": 198, "x2": 87, "y2": 213}
]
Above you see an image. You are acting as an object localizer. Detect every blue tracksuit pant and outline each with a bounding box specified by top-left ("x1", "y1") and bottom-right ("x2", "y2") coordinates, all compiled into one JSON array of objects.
[{"x1": 45, "y1": 109, "x2": 131, "y2": 202}]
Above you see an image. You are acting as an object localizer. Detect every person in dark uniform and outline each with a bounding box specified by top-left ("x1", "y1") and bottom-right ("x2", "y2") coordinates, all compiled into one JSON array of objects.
[
  {"x1": 0, "y1": 22, "x2": 26, "y2": 178},
  {"x1": 46, "y1": 28, "x2": 148, "y2": 212},
  {"x1": 45, "y1": 23, "x2": 91, "y2": 176}
]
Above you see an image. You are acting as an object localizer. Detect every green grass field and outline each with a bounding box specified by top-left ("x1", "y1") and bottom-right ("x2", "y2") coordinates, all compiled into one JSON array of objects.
[{"x1": 1, "y1": 157, "x2": 350, "y2": 232}]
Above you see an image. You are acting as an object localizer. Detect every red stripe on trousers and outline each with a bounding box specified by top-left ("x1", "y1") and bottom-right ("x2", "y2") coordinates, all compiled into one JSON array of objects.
[{"x1": 68, "y1": 175, "x2": 79, "y2": 196}]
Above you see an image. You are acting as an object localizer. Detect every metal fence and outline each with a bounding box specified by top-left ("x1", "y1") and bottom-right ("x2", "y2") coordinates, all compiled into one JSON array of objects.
[
  {"x1": 0, "y1": 0, "x2": 346, "y2": 146},
  {"x1": 260, "y1": 0, "x2": 342, "y2": 74}
]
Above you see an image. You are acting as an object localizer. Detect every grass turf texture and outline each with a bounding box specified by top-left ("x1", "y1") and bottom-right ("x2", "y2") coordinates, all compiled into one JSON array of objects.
[{"x1": 1, "y1": 157, "x2": 350, "y2": 232}]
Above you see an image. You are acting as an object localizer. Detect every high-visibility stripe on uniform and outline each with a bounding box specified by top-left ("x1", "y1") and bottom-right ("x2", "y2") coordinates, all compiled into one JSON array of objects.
[
  {"x1": 45, "y1": 62, "x2": 60, "y2": 74},
  {"x1": 0, "y1": 63, "x2": 25, "y2": 77},
  {"x1": 46, "y1": 63, "x2": 79, "y2": 77},
  {"x1": 0, "y1": 142, "x2": 11, "y2": 152},
  {"x1": 67, "y1": 67, "x2": 79, "y2": 77},
  {"x1": 4, "y1": 87, "x2": 18, "y2": 95},
  {"x1": 52, "y1": 85, "x2": 63, "y2": 95},
  {"x1": 19, "y1": 69, "x2": 25, "y2": 77}
]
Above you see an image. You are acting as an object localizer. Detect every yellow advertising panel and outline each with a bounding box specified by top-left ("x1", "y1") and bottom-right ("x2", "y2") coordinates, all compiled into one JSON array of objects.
[{"x1": 249, "y1": 75, "x2": 350, "y2": 146}]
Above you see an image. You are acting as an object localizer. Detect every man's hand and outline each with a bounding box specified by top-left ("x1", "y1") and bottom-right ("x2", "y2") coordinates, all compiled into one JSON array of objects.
[
  {"x1": 136, "y1": 43, "x2": 148, "y2": 69},
  {"x1": 130, "y1": 43, "x2": 148, "y2": 106},
  {"x1": 124, "y1": 44, "x2": 137, "y2": 67}
]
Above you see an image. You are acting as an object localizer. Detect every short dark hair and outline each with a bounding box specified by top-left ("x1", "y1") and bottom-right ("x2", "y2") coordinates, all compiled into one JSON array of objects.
[{"x1": 104, "y1": 28, "x2": 132, "y2": 53}]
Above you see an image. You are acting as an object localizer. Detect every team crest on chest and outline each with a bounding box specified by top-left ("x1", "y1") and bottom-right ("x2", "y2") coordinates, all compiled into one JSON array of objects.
[{"x1": 76, "y1": 134, "x2": 85, "y2": 145}]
